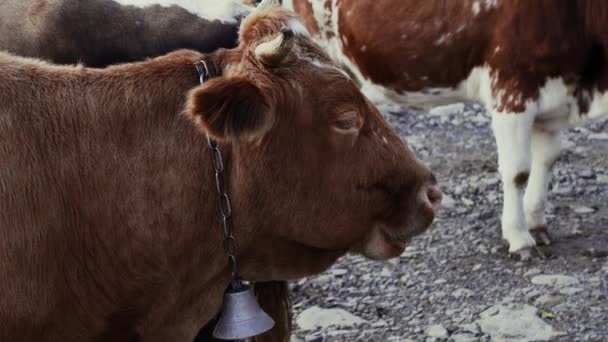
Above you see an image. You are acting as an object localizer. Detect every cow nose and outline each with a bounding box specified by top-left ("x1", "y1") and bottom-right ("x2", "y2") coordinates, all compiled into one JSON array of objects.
[{"x1": 425, "y1": 174, "x2": 442, "y2": 212}]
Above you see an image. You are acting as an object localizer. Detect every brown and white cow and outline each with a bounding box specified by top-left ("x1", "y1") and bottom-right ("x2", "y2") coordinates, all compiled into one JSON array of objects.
[
  {"x1": 0, "y1": 1, "x2": 441, "y2": 340},
  {"x1": 0, "y1": 0, "x2": 253, "y2": 67},
  {"x1": 289, "y1": 0, "x2": 608, "y2": 254}
]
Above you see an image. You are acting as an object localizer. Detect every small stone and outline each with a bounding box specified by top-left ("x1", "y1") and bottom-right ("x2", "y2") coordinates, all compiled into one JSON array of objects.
[
  {"x1": 331, "y1": 268, "x2": 348, "y2": 276},
  {"x1": 524, "y1": 268, "x2": 541, "y2": 277},
  {"x1": 572, "y1": 206, "x2": 596, "y2": 214},
  {"x1": 578, "y1": 169, "x2": 594, "y2": 178},
  {"x1": 451, "y1": 333, "x2": 478, "y2": 342},
  {"x1": 371, "y1": 320, "x2": 388, "y2": 328},
  {"x1": 459, "y1": 322, "x2": 481, "y2": 335},
  {"x1": 434, "y1": 278, "x2": 448, "y2": 285},
  {"x1": 296, "y1": 306, "x2": 367, "y2": 331},
  {"x1": 304, "y1": 335, "x2": 324, "y2": 342},
  {"x1": 452, "y1": 288, "x2": 474, "y2": 298},
  {"x1": 589, "y1": 132, "x2": 608, "y2": 140},
  {"x1": 442, "y1": 194, "x2": 456, "y2": 209},
  {"x1": 559, "y1": 287, "x2": 583, "y2": 295},
  {"x1": 534, "y1": 294, "x2": 566, "y2": 307},
  {"x1": 472, "y1": 264, "x2": 482, "y2": 272},
  {"x1": 531, "y1": 274, "x2": 580, "y2": 287},
  {"x1": 426, "y1": 324, "x2": 449, "y2": 338}
]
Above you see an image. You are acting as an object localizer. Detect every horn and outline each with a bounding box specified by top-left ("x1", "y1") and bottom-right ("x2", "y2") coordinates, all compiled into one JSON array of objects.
[
  {"x1": 255, "y1": 27, "x2": 295, "y2": 67},
  {"x1": 255, "y1": 0, "x2": 281, "y2": 12},
  {"x1": 213, "y1": 283, "x2": 275, "y2": 340}
]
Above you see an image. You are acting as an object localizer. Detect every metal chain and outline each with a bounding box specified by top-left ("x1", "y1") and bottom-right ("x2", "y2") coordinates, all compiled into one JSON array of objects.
[{"x1": 196, "y1": 61, "x2": 242, "y2": 288}]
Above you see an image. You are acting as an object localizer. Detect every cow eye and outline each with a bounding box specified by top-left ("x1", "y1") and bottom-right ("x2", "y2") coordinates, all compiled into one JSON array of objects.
[{"x1": 331, "y1": 111, "x2": 361, "y2": 133}]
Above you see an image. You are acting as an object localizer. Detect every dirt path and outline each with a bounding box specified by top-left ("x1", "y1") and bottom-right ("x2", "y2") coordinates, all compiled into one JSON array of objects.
[{"x1": 290, "y1": 103, "x2": 608, "y2": 342}]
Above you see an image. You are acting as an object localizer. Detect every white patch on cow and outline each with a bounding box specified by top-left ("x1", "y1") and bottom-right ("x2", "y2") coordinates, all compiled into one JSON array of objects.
[
  {"x1": 360, "y1": 45, "x2": 367, "y2": 52},
  {"x1": 485, "y1": 0, "x2": 498, "y2": 8},
  {"x1": 472, "y1": 1, "x2": 481, "y2": 15},
  {"x1": 524, "y1": 127, "x2": 561, "y2": 230},
  {"x1": 494, "y1": 46, "x2": 501, "y2": 54},
  {"x1": 401, "y1": 34, "x2": 407, "y2": 40},
  {"x1": 586, "y1": 89, "x2": 608, "y2": 119},
  {"x1": 113, "y1": 0, "x2": 252, "y2": 23},
  {"x1": 286, "y1": 18, "x2": 310, "y2": 36},
  {"x1": 537, "y1": 77, "x2": 573, "y2": 114},
  {"x1": 472, "y1": 0, "x2": 497, "y2": 16},
  {"x1": 281, "y1": 0, "x2": 294, "y2": 11}
]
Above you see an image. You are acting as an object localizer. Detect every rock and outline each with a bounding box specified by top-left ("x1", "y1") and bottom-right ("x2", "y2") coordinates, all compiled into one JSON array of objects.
[
  {"x1": 451, "y1": 333, "x2": 478, "y2": 342},
  {"x1": 296, "y1": 306, "x2": 367, "y2": 331},
  {"x1": 371, "y1": 320, "x2": 388, "y2": 328},
  {"x1": 426, "y1": 324, "x2": 449, "y2": 338},
  {"x1": 534, "y1": 294, "x2": 566, "y2": 307},
  {"x1": 478, "y1": 303, "x2": 564, "y2": 342},
  {"x1": 459, "y1": 322, "x2": 481, "y2": 335},
  {"x1": 531, "y1": 274, "x2": 580, "y2": 287},
  {"x1": 589, "y1": 132, "x2": 608, "y2": 140},
  {"x1": 452, "y1": 288, "x2": 474, "y2": 298},
  {"x1": 559, "y1": 287, "x2": 583, "y2": 295},
  {"x1": 572, "y1": 206, "x2": 596, "y2": 214},
  {"x1": 331, "y1": 268, "x2": 348, "y2": 276},
  {"x1": 434, "y1": 278, "x2": 447, "y2": 285},
  {"x1": 578, "y1": 169, "x2": 594, "y2": 178},
  {"x1": 524, "y1": 268, "x2": 541, "y2": 277},
  {"x1": 304, "y1": 335, "x2": 324, "y2": 342},
  {"x1": 429, "y1": 103, "x2": 466, "y2": 116},
  {"x1": 388, "y1": 338, "x2": 415, "y2": 342},
  {"x1": 442, "y1": 194, "x2": 456, "y2": 208}
]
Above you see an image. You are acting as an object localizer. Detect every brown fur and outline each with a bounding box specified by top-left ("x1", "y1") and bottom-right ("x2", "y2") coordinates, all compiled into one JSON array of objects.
[{"x1": 0, "y1": 6, "x2": 438, "y2": 341}]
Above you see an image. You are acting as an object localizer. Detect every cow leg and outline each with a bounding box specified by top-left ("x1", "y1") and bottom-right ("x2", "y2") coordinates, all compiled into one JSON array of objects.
[
  {"x1": 523, "y1": 126, "x2": 561, "y2": 246},
  {"x1": 491, "y1": 110, "x2": 537, "y2": 253}
]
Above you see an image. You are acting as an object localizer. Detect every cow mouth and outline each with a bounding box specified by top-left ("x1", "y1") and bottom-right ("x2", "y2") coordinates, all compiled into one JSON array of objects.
[{"x1": 379, "y1": 224, "x2": 411, "y2": 255}]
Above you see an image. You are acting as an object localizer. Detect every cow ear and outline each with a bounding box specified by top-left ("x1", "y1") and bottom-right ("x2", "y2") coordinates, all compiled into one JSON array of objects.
[{"x1": 187, "y1": 77, "x2": 273, "y2": 142}]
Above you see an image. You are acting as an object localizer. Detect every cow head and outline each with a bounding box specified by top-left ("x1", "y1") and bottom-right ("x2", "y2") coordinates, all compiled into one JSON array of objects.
[{"x1": 187, "y1": 0, "x2": 441, "y2": 281}]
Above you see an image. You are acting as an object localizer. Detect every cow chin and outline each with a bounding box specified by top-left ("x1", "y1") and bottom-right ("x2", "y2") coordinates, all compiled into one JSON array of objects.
[{"x1": 353, "y1": 224, "x2": 411, "y2": 260}]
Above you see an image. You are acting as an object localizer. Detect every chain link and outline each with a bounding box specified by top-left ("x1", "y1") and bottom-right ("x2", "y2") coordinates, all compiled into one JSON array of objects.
[{"x1": 197, "y1": 61, "x2": 242, "y2": 288}]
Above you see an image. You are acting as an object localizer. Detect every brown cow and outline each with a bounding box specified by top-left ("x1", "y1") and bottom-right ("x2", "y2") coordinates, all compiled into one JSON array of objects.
[
  {"x1": 0, "y1": 1, "x2": 441, "y2": 341},
  {"x1": 289, "y1": 0, "x2": 608, "y2": 255}
]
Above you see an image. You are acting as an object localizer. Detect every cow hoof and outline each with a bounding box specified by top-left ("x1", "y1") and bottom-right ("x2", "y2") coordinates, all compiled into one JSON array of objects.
[
  {"x1": 504, "y1": 231, "x2": 536, "y2": 254},
  {"x1": 509, "y1": 246, "x2": 547, "y2": 261},
  {"x1": 530, "y1": 226, "x2": 551, "y2": 246}
]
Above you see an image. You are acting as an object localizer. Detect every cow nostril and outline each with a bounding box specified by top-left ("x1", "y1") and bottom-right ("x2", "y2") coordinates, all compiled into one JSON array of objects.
[
  {"x1": 426, "y1": 184, "x2": 442, "y2": 210},
  {"x1": 429, "y1": 172, "x2": 438, "y2": 185}
]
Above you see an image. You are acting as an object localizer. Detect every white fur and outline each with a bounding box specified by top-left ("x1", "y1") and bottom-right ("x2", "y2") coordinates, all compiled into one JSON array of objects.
[
  {"x1": 287, "y1": 18, "x2": 310, "y2": 36},
  {"x1": 587, "y1": 89, "x2": 608, "y2": 119},
  {"x1": 113, "y1": 0, "x2": 252, "y2": 23},
  {"x1": 491, "y1": 109, "x2": 536, "y2": 252},
  {"x1": 281, "y1": 0, "x2": 295, "y2": 11},
  {"x1": 524, "y1": 126, "x2": 562, "y2": 230},
  {"x1": 472, "y1": 1, "x2": 481, "y2": 15}
]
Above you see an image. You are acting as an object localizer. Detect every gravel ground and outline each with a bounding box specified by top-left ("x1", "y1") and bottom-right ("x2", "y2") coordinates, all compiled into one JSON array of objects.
[{"x1": 290, "y1": 103, "x2": 608, "y2": 342}]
